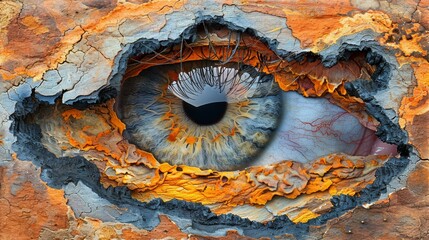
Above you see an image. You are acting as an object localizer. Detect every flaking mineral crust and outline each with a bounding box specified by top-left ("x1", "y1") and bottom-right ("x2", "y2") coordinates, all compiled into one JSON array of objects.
[{"x1": 1, "y1": 0, "x2": 428, "y2": 239}]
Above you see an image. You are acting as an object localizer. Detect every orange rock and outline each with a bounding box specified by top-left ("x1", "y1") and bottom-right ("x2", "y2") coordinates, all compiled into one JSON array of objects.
[
  {"x1": 0, "y1": 161, "x2": 69, "y2": 239},
  {"x1": 311, "y1": 161, "x2": 429, "y2": 239}
]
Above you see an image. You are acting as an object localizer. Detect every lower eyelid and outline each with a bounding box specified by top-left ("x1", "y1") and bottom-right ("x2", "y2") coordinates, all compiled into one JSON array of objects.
[{"x1": 26, "y1": 98, "x2": 391, "y2": 213}]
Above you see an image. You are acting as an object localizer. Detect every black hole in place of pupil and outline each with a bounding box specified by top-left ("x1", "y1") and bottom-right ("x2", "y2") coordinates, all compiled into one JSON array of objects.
[{"x1": 182, "y1": 101, "x2": 227, "y2": 126}]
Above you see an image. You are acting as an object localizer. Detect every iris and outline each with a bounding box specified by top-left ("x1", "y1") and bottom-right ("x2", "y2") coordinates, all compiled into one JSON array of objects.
[{"x1": 118, "y1": 61, "x2": 282, "y2": 171}]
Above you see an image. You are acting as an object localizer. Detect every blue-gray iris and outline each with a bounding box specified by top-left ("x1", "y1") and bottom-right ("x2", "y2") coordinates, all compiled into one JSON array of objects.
[{"x1": 118, "y1": 61, "x2": 282, "y2": 171}]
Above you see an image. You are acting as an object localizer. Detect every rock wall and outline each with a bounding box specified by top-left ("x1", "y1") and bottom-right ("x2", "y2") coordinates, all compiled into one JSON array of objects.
[{"x1": 0, "y1": 0, "x2": 428, "y2": 239}]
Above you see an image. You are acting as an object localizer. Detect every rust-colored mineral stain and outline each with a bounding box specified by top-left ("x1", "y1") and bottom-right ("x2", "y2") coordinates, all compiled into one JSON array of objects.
[
  {"x1": 399, "y1": 62, "x2": 429, "y2": 159},
  {"x1": 62, "y1": 108, "x2": 85, "y2": 120},
  {"x1": 222, "y1": 0, "x2": 357, "y2": 49},
  {"x1": 21, "y1": 16, "x2": 50, "y2": 35},
  {"x1": 0, "y1": 161, "x2": 69, "y2": 239},
  {"x1": 406, "y1": 161, "x2": 429, "y2": 196},
  {"x1": 314, "y1": 161, "x2": 429, "y2": 239},
  {"x1": 288, "y1": 16, "x2": 346, "y2": 48},
  {"x1": 122, "y1": 215, "x2": 188, "y2": 239}
]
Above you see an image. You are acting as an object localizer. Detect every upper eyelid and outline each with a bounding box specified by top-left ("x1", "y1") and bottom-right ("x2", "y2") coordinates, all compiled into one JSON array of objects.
[{"x1": 123, "y1": 28, "x2": 375, "y2": 88}]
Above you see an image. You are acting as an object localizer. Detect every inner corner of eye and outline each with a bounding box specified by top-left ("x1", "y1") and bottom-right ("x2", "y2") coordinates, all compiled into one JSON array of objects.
[{"x1": 114, "y1": 28, "x2": 398, "y2": 171}]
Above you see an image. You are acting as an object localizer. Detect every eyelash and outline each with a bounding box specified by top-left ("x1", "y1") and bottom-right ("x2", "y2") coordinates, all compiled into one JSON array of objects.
[
  {"x1": 124, "y1": 31, "x2": 277, "y2": 81},
  {"x1": 167, "y1": 63, "x2": 270, "y2": 100}
]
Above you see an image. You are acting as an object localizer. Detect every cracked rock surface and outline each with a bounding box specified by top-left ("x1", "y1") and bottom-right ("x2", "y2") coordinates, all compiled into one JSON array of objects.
[{"x1": 0, "y1": 0, "x2": 428, "y2": 239}]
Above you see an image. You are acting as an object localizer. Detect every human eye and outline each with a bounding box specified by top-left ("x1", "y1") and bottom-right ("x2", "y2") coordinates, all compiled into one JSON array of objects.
[
  {"x1": 2, "y1": 7, "x2": 421, "y2": 239},
  {"x1": 115, "y1": 24, "x2": 398, "y2": 173}
]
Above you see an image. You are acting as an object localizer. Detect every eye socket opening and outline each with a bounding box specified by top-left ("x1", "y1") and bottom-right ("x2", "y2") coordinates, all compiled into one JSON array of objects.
[{"x1": 115, "y1": 22, "x2": 403, "y2": 169}]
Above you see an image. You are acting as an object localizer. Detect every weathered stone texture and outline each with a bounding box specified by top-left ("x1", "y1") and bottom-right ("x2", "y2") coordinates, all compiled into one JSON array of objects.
[
  {"x1": 312, "y1": 161, "x2": 429, "y2": 239},
  {"x1": 0, "y1": 0, "x2": 428, "y2": 239}
]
